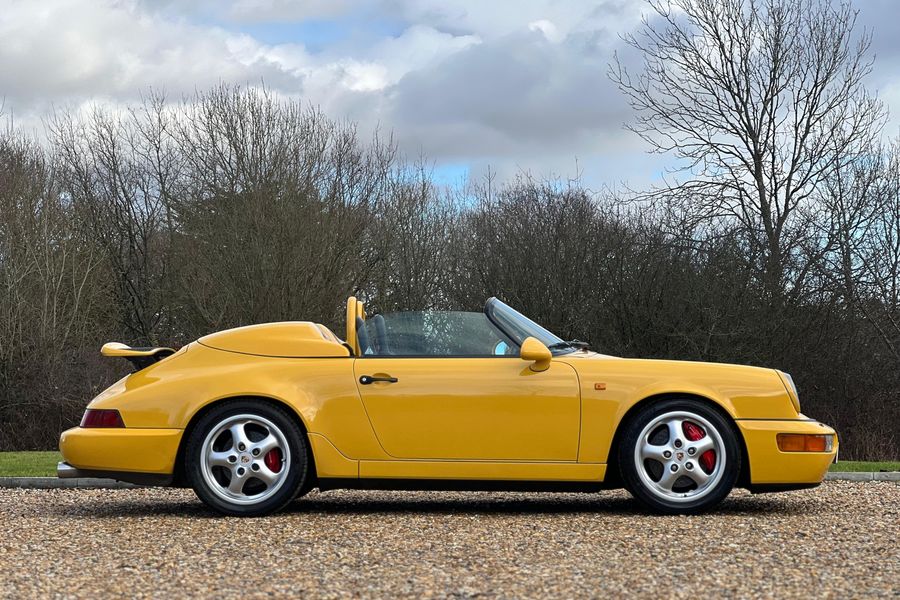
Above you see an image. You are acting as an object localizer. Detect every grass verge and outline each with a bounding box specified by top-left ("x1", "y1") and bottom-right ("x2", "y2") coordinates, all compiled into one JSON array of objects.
[
  {"x1": 0, "y1": 452, "x2": 898, "y2": 477},
  {"x1": 0, "y1": 451, "x2": 61, "y2": 477},
  {"x1": 830, "y1": 460, "x2": 900, "y2": 472}
]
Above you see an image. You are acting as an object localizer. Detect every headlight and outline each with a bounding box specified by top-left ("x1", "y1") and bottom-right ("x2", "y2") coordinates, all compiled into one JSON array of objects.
[{"x1": 777, "y1": 371, "x2": 801, "y2": 414}]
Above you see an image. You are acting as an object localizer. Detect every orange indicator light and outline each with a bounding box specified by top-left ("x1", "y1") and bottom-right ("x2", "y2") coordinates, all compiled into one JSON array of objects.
[{"x1": 777, "y1": 433, "x2": 833, "y2": 452}]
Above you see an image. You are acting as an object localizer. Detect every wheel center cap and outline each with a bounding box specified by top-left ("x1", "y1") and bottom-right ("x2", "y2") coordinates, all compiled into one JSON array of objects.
[
  {"x1": 240, "y1": 454, "x2": 251, "y2": 464},
  {"x1": 676, "y1": 451, "x2": 684, "y2": 462}
]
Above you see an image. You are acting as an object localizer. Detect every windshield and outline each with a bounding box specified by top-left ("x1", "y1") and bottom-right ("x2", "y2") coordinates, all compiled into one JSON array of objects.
[{"x1": 484, "y1": 298, "x2": 573, "y2": 354}]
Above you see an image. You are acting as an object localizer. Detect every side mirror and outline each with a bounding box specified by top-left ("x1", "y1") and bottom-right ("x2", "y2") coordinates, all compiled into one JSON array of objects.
[{"x1": 520, "y1": 337, "x2": 552, "y2": 372}]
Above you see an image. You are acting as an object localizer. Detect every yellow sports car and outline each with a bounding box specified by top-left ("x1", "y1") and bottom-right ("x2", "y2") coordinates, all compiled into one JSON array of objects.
[{"x1": 58, "y1": 297, "x2": 838, "y2": 516}]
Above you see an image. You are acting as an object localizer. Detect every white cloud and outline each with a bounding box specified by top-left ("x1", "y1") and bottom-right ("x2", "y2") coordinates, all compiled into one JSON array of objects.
[
  {"x1": 227, "y1": 0, "x2": 352, "y2": 22},
  {"x1": 3, "y1": 0, "x2": 899, "y2": 188},
  {"x1": 369, "y1": 25, "x2": 481, "y2": 85},
  {"x1": 0, "y1": 1, "x2": 266, "y2": 110},
  {"x1": 224, "y1": 0, "x2": 643, "y2": 40},
  {"x1": 0, "y1": 1, "x2": 481, "y2": 114},
  {"x1": 528, "y1": 20, "x2": 564, "y2": 43}
]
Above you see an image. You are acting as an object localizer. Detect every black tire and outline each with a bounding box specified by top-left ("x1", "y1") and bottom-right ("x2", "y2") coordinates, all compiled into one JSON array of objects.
[
  {"x1": 617, "y1": 398, "x2": 740, "y2": 514},
  {"x1": 185, "y1": 399, "x2": 309, "y2": 517}
]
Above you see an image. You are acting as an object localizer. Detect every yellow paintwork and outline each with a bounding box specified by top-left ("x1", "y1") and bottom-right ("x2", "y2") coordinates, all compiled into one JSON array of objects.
[
  {"x1": 775, "y1": 370, "x2": 802, "y2": 413},
  {"x1": 200, "y1": 321, "x2": 350, "y2": 357},
  {"x1": 359, "y1": 460, "x2": 606, "y2": 481},
  {"x1": 351, "y1": 357, "x2": 580, "y2": 460},
  {"x1": 346, "y1": 296, "x2": 368, "y2": 356},
  {"x1": 59, "y1": 427, "x2": 181, "y2": 473},
  {"x1": 346, "y1": 297, "x2": 357, "y2": 351},
  {"x1": 101, "y1": 342, "x2": 175, "y2": 358},
  {"x1": 308, "y1": 433, "x2": 359, "y2": 478},
  {"x1": 557, "y1": 353, "x2": 801, "y2": 463},
  {"x1": 59, "y1": 298, "x2": 839, "y2": 489},
  {"x1": 520, "y1": 336, "x2": 552, "y2": 371},
  {"x1": 738, "y1": 419, "x2": 838, "y2": 483}
]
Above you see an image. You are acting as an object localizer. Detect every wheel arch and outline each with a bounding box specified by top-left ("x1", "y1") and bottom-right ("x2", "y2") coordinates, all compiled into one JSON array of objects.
[
  {"x1": 172, "y1": 394, "x2": 317, "y2": 487},
  {"x1": 605, "y1": 392, "x2": 751, "y2": 489}
]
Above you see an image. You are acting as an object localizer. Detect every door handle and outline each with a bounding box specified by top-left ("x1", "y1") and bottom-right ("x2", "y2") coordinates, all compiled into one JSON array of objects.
[{"x1": 359, "y1": 375, "x2": 398, "y2": 385}]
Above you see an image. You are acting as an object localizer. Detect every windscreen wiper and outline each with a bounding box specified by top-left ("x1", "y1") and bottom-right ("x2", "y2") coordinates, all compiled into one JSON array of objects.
[{"x1": 548, "y1": 339, "x2": 591, "y2": 350}]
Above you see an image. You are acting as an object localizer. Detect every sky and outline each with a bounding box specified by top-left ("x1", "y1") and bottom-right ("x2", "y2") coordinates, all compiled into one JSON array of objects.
[{"x1": 1, "y1": 0, "x2": 899, "y2": 189}]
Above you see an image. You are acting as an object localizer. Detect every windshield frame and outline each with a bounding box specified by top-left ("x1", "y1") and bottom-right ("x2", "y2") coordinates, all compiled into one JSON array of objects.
[{"x1": 484, "y1": 297, "x2": 576, "y2": 356}]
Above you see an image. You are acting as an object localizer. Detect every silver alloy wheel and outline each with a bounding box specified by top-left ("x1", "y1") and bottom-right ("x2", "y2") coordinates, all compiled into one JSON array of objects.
[
  {"x1": 633, "y1": 410, "x2": 726, "y2": 503},
  {"x1": 199, "y1": 413, "x2": 291, "y2": 506}
]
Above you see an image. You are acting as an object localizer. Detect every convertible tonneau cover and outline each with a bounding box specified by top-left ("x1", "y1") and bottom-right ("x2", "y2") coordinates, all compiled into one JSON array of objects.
[{"x1": 101, "y1": 342, "x2": 176, "y2": 371}]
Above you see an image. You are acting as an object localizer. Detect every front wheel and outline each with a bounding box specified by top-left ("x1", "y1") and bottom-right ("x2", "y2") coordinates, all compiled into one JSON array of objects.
[
  {"x1": 185, "y1": 400, "x2": 309, "y2": 516},
  {"x1": 618, "y1": 399, "x2": 740, "y2": 514}
]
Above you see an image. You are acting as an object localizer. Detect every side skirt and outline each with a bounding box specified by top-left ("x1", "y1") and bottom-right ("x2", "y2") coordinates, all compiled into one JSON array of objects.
[{"x1": 317, "y1": 478, "x2": 613, "y2": 493}]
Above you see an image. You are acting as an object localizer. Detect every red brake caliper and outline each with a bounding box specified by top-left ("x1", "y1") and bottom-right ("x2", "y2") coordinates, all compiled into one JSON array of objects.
[
  {"x1": 264, "y1": 448, "x2": 283, "y2": 473},
  {"x1": 682, "y1": 421, "x2": 716, "y2": 473}
]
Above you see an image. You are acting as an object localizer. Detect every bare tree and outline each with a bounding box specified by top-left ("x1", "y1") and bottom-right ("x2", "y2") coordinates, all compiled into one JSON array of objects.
[
  {"x1": 172, "y1": 85, "x2": 393, "y2": 335},
  {"x1": 362, "y1": 161, "x2": 458, "y2": 313},
  {"x1": 447, "y1": 174, "x2": 612, "y2": 337},
  {"x1": 828, "y1": 138, "x2": 900, "y2": 363},
  {"x1": 611, "y1": 0, "x2": 884, "y2": 298},
  {"x1": 48, "y1": 96, "x2": 179, "y2": 345},
  {"x1": 0, "y1": 133, "x2": 111, "y2": 447}
]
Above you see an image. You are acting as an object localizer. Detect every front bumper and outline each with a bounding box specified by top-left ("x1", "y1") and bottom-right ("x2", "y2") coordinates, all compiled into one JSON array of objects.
[
  {"x1": 58, "y1": 426, "x2": 183, "y2": 482},
  {"x1": 737, "y1": 419, "x2": 838, "y2": 485}
]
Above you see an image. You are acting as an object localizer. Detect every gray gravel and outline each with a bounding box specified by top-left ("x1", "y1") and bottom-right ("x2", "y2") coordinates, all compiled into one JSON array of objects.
[{"x1": 1, "y1": 482, "x2": 897, "y2": 598}]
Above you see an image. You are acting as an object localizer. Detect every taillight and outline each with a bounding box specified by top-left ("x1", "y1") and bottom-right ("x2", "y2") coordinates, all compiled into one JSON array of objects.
[
  {"x1": 777, "y1": 433, "x2": 833, "y2": 452},
  {"x1": 80, "y1": 409, "x2": 125, "y2": 428}
]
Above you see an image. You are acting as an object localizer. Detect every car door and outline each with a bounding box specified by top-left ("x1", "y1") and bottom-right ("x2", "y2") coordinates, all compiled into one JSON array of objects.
[{"x1": 353, "y1": 357, "x2": 581, "y2": 461}]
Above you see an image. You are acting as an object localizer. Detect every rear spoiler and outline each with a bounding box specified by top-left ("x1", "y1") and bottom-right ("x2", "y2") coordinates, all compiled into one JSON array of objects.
[{"x1": 101, "y1": 342, "x2": 176, "y2": 371}]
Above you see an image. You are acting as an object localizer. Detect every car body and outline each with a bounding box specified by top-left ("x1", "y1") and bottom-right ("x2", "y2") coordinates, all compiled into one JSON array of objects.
[{"x1": 58, "y1": 296, "x2": 838, "y2": 515}]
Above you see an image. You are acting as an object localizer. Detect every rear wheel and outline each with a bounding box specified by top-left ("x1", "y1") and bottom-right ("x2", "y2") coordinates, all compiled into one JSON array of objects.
[
  {"x1": 186, "y1": 400, "x2": 308, "y2": 516},
  {"x1": 618, "y1": 399, "x2": 740, "y2": 514}
]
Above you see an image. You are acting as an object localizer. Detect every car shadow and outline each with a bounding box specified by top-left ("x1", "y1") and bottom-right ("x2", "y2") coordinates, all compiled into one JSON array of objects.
[
  {"x1": 41, "y1": 488, "x2": 811, "y2": 519},
  {"x1": 284, "y1": 490, "x2": 809, "y2": 517},
  {"x1": 287, "y1": 492, "x2": 641, "y2": 516}
]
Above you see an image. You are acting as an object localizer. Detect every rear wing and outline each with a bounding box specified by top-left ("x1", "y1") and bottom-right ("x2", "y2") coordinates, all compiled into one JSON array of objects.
[{"x1": 101, "y1": 342, "x2": 176, "y2": 371}]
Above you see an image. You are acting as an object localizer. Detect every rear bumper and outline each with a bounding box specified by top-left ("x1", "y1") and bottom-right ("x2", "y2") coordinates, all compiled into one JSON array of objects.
[
  {"x1": 58, "y1": 426, "x2": 183, "y2": 477},
  {"x1": 737, "y1": 419, "x2": 838, "y2": 485}
]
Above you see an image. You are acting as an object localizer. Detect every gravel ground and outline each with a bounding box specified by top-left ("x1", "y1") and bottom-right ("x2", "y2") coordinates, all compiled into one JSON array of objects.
[{"x1": 1, "y1": 482, "x2": 897, "y2": 598}]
